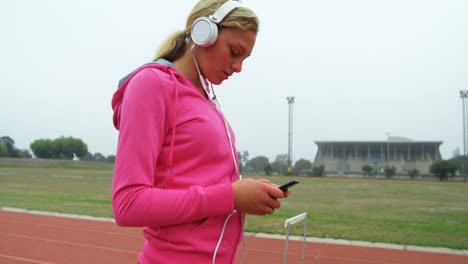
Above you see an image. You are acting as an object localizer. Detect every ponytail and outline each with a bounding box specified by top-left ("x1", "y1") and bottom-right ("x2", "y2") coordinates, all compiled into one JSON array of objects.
[{"x1": 153, "y1": 30, "x2": 188, "y2": 62}]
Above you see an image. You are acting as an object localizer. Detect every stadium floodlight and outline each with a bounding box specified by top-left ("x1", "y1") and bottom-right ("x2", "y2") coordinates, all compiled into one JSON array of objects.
[
  {"x1": 460, "y1": 91, "x2": 468, "y2": 155},
  {"x1": 286, "y1": 97, "x2": 295, "y2": 173},
  {"x1": 386, "y1": 132, "x2": 391, "y2": 164}
]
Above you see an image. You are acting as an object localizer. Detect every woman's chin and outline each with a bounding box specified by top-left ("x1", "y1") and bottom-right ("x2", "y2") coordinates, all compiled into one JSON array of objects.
[{"x1": 209, "y1": 79, "x2": 224, "y2": 86}]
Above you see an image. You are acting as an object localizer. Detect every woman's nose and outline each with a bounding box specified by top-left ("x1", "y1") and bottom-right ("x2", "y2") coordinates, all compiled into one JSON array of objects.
[{"x1": 232, "y1": 60, "x2": 243, "y2": 73}]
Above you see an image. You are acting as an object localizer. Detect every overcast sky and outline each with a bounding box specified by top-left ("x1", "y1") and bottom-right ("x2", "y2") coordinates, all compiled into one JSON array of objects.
[{"x1": 1, "y1": 0, "x2": 467, "y2": 163}]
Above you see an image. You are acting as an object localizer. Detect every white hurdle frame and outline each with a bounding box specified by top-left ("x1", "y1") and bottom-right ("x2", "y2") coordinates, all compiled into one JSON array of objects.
[{"x1": 284, "y1": 212, "x2": 308, "y2": 264}]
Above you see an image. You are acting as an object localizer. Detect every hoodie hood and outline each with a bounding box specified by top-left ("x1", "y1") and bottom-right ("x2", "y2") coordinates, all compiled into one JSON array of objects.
[{"x1": 112, "y1": 59, "x2": 178, "y2": 130}]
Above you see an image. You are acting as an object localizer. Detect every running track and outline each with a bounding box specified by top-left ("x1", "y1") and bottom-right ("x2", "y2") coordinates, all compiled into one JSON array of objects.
[{"x1": 1, "y1": 209, "x2": 467, "y2": 264}]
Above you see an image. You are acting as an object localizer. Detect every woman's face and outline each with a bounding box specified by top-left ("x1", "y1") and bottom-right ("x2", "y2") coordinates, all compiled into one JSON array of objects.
[{"x1": 196, "y1": 28, "x2": 257, "y2": 85}]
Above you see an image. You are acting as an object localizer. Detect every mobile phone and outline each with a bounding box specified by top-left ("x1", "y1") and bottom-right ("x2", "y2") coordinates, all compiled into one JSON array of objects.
[{"x1": 279, "y1": 180, "x2": 299, "y2": 191}]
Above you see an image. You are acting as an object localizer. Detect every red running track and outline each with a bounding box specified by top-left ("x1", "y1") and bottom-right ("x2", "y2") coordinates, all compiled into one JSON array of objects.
[{"x1": 1, "y1": 210, "x2": 467, "y2": 264}]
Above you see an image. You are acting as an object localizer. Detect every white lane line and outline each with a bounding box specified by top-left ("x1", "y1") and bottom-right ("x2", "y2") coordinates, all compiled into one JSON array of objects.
[
  {"x1": 0, "y1": 232, "x2": 139, "y2": 254},
  {"x1": 1, "y1": 207, "x2": 115, "y2": 222},
  {"x1": 0, "y1": 254, "x2": 54, "y2": 264},
  {"x1": 0, "y1": 218, "x2": 140, "y2": 239}
]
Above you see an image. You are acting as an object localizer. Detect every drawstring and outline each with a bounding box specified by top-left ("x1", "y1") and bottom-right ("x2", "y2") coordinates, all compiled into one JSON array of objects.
[{"x1": 168, "y1": 67, "x2": 178, "y2": 174}]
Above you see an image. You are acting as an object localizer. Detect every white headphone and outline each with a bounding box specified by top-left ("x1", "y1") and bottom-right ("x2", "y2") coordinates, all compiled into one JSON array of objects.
[{"x1": 191, "y1": 0, "x2": 242, "y2": 47}]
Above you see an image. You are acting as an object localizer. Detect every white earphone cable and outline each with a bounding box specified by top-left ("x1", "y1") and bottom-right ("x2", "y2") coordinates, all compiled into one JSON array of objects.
[
  {"x1": 211, "y1": 85, "x2": 241, "y2": 179},
  {"x1": 213, "y1": 210, "x2": 235, "y2": 264},
  {"x1": 191, "y1": 44, "x2": 245, "y2": 264}
]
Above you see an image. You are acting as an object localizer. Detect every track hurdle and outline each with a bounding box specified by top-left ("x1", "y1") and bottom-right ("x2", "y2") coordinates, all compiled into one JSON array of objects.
[{"x1": 284, "y1": 212, "x2": 308, "y2": 264}]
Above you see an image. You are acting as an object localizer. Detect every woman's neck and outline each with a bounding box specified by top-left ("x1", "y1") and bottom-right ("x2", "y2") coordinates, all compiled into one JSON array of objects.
[{"x1": 172, "y1": 48, "x2": 206, "y2": 97}]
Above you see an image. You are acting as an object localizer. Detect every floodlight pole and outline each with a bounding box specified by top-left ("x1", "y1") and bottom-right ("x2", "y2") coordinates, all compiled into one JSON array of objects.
[
  {"x1": 461, "y1": 91, "x2": 468, "y2": 156},
  {"x1": 287, "y1": 97, "x2": 295, "y2": 174},
  {"x1": 386, "y1": 132, "x2": 390, "y2": 164}
]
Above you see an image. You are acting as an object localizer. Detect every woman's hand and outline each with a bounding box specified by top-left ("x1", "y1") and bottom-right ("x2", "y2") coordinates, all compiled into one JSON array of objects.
[
  {"x1": 258, "y1": 179, "x2": 291, "y2": 199},
  {"x1": 232, "y1": 179, "x2": 288, "y2": 215}
]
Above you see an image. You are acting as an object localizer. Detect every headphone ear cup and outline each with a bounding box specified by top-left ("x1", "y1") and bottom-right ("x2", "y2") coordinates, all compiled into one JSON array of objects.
[{"x1": 191, "y1": 17, "x2": 218, "y2": 47}]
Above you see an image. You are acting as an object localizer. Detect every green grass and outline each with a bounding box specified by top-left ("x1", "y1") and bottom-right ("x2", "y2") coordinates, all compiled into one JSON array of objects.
[
  {"x1": 248, "y1": 175, "x2": 468, "y2": 250},
  {"x1": 0, "y1": 166, "x2": 114, "y2": 218},
  {"x1": 0, "y1": 162, "x2": 467, "y2": 250}
]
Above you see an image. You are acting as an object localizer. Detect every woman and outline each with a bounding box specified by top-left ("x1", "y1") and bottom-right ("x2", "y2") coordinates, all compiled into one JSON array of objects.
[{"x1": 111, "y1": 0, "x2": 289, "y2": 263}]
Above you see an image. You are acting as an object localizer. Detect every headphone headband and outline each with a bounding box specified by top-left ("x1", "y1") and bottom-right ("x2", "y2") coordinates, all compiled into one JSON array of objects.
[{"x1": 209, "y1": 0, "x2": 242, "y2": 23}]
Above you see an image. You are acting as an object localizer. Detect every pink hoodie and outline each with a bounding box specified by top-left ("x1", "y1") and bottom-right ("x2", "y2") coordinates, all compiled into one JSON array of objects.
[{"x1": 111, "y1": 61, "x2": 242, "y2": 263}]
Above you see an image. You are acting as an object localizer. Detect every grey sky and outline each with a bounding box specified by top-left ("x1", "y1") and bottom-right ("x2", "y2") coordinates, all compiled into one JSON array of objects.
[{"x1": 1, "y1": 0, "x2": 467, "y2": 163}]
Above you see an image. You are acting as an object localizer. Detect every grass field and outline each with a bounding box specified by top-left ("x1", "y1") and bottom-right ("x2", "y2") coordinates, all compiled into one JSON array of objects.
[{"x1": 0, "y1": 158, "x2": 467, "y2": 250}]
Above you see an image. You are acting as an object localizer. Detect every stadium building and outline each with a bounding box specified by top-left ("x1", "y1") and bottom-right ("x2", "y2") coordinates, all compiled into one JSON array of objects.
[{"x1": 312, "y1": 137, "x2": 443, "y2": 175}]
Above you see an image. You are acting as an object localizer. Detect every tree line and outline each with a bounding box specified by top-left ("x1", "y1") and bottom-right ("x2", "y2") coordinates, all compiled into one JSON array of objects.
[
  {"x1": 0, "y1": 136, "x2": 115, "y2": 162},
  {"x1": 361, "y1": 157, "x2": 467, "y2": 181},
  {"x1": 237, "y1": 151, "x2": 317, "y2": 176},
  {"x1": 0, "y1": 136, "x2": 314, "y2": 174},
  {"x1": 3, "y1": 135, "x2": 465, "y2": 180}
]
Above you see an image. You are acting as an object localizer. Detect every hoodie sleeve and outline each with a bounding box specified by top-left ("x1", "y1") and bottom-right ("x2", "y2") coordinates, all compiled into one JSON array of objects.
[{"x1": 112, "y1": 68, "x2": 234, "y2": 227}]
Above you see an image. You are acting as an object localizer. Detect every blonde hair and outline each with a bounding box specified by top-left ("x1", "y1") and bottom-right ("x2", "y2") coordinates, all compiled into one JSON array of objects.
[{"x1": 154, "y1": 0, "x2": 259, "y2": 62}]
